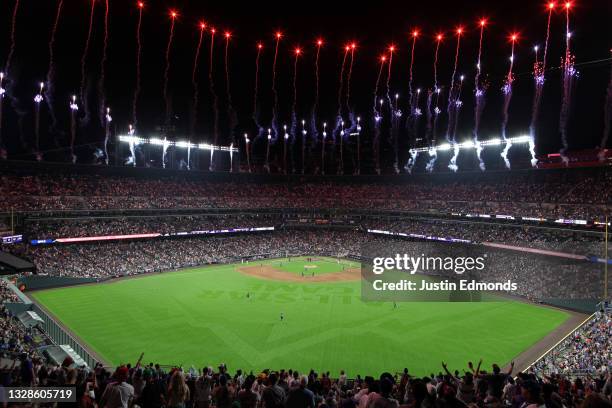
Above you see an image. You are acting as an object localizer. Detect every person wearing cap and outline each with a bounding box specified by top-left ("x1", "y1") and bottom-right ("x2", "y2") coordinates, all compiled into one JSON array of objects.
[{"x1": 99, "y1": 366, "x2": 135, "y2": 408}]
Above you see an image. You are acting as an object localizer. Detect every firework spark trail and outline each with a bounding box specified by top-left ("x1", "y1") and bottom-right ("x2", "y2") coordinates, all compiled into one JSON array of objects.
[
  {"x1": 309, "y1": 40, "x2": 322, "y2": 152},
  {"x1": 98, "y1": 0, "x2": 110, "y2": 126},
  {"x1": 291, "y1": 51, "x2": 302, "y2": 174},
  {"x1": 372, "y1": 57, "x2": 386, "y2": 175},
  {"x1": 334, "y1": 47, "x2": 349, "y2": 141},
  {"x1": 80, "y1": 0, "x2": 96, "y2": 124},
  {"x1": 163, "y1": 12, "x2": 177, "y2": 126},
  {"x1": 474, "y1": 20, "x2": 487, "y2": 170},
  {"x1": 426, "y1": 36, "x2": 442, "y2": 146},
  {"x1": 386, "y1": 46, "x2": 395, "y2": 107},
  {"x1": 291, "y1": 50, "x2": 300, "y2": 137},
  {"x1": 346, "y1": 45, "x2": 356, "y2": 118},
  {"x1": 224, "y1": 33, "x2": 237, "y2": 147},
  {"x1": 4, "y1": 0, "x2": 20, "y2": 75},
  {"x1": 446, "y1": 29, "x2": 462, "y2": 142},
  {"x1": 34, "y1": 83, "x2": 44, "y2": 158},
  {"x1": 559, "y1": 2, "x2": 575, "y2": 164},
  {"x1": 69, "y1": 95, "x2": 78, "y2": 163},
  {"x1": 529, "y1": 4, "x2": 554, "y2": 167},
  {"x1": 208, "y1": 29, "x2": 219, "y2": 169},
  {"x1": 427, "y1": 89, "x2": 442, "y2": 172},
  {"x1": 265, "y1": 129, "x2": 272, "y2": 172},
  {"x1": 501, "y1": 36, "x2": 517, "y2": 169},
  {"x1": 190, "y1": 22, "x2": 206, "y2": 136},
  {"x1": 104, "y1": 107, "x2": 111, "y2": 164},
  {"x1": 598, "y1": 51, "x2": 612, "y2": 160},
  {"x1": 408, "y1": 31, "x2": 418, "y2": 118},
  {"x1": 253, "y1": 43, "x2": 263, "y2": 138},
  {"x1": 405, "y1": 89, "x2": 422, "y2": 173},
  {"x1": 448, "y1": 77, "x2": 465, "y2": 172},
  {"x1": 44, "y1": 0, "x2": 63, "y2": 133},
  {"x1": 310, "y1": 40, "x2": 322, "y2": 145},
  {"x1": 132, "y1": 2, "x2": 144, "y2": 127},
  {"x1": 271, "y1": 33, "x2": 281, "y2": 139}
]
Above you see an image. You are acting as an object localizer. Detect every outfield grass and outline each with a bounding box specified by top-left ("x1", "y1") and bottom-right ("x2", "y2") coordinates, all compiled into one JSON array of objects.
[{"x1": 32, "y1": 259, "x2": 569, "y2": 376}]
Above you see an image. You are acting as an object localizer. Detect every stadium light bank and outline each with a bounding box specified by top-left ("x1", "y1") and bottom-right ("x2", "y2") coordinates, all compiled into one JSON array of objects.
[
  {"x1": 118, "y1": 135, "x2": 239, "y2": 153},
  {"x1": 409, "y1": 135, "x2": 532, "y2": 154}
]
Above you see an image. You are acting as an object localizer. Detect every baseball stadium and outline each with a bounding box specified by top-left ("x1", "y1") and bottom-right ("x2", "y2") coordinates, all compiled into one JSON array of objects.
[{"x1": 0, "y1": 0, "x2": 611, "y2": 406}]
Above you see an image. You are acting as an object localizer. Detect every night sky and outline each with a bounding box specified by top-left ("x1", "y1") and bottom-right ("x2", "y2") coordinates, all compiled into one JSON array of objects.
[{"x1": 0, "y1": 0, "x2": 610, "y2": 171}]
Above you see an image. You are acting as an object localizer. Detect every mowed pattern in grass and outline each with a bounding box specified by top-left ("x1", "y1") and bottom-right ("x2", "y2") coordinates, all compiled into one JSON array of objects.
[{"x1": 32, "y1": 261, "x2": 569, "y2": 376}]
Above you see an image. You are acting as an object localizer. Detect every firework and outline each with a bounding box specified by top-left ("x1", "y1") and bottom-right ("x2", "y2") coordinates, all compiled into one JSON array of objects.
[
  {"x1": 104, "y1": 107, "x2": 112, "y2": 165},
  {"x1": 80, "y1": 0, "x2": 96, "y2": 124},
  {"x1": 529, "y1": 3, "x2": 555, "y2": 167},
  {"x1": 386, "y1": 45, "x2": 395, "y2": 106},
  {"x1": 448, "y1": 75, "x2": 465, "y2": 172},
  {"x1": 127, "y1": 124, "x2": 136, "y2": 167},
  {"x1": 291, "y1": 48, "x2": 301, "y2": 138},
  {"x1": 408, "y1": 30, "x2": 418, "y2": 115},
  {"x1": 473, "y1": 19, "x2": 488, "y2": 171},
  {"x1": 373, "y1": 56, "x2": 386, "y2": 175},
  {"x1": 244, "y1": 133, "x2": 251, "y2": 172},
  {"x1": 33, "y1": 82, "x2": 44, "y2": 160},
  {"x1": 4, "y1": 0, "x2": 20, "y2": 75},
  {"x1": 310, "y1": 39, "x2": 323, "y2": 143},
  {"x1": 355, "y1": 116, "x2": 362, "y2": 175},
  {"x1": 271, "y1": 32, "x2": 282, "y2": 138},
  {"x1": 209, "y1": 27, "x2": 219, "y2": 170},
  {"x1": 335, "y1": 45, "x2": 350, "y2": 141},
  {"x1": 253, "y1": 43, "x2": 263, "y2": 137},
  {"x1": 265, "y1": 128, "x2": 272, "y2": 173},
  {"x1": 501, "y1": 34, "x2": 518, "y2": 169},
  {"x1": 98, "y1": 0, "x2": 110, "y2": 126},
  {"x1": 338, "y1": 119, "x2": 345, "y2": 174},
  {"x1": 446, "y1": 27, "x2": 463, "y2": 143},
  {"x1": 191, "y1": 22, "x2": 206, "y2": 136},
  {"x1": 69, "y1": 95, "x2": 79, "y2": 163},
  {"x1": 427, "y1": 34, "x2": 443, "y2": 150},
  {"x1": 321, "y1": 122, "x2": 327, "y2": 175},
  {"x1": 44, "y1": 0, "x2": 63, "y2": 132},
  {"x1": 346, "y1": 43, "x2": 356, "y2": 115},
  {"x1": 224, "y1": 32, "x2": 237, "y2": 147},
  {"x1": 559, "y1": 1, "x2": 575, "y2": 164},
  {"x1": 132, "y1": 1, "x2": 144, "y2": 128},
  {"x1": 163, "y1": 10, "x2": 178, "y2": 126},
  {"x1": 282, "y1": 124, "x2": 289, "y2": 173}
]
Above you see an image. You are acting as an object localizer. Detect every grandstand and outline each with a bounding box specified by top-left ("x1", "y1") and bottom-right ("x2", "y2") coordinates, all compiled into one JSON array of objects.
[{"x1": 0, "y1": 161, "x2": 610, "y2": 408}]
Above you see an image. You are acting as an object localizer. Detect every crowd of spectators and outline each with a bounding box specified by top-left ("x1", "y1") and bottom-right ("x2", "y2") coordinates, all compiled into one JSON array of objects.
[
  {"x1": 533, "y1": 311, "x2": 612, "y2": 376},
  {"x1": 1, "y1": 343, "x2": 611, "y2": 408},
  {"x1": 14, "y1": 231, "x2": 365, "y2": 279},
  {"x1": 25, "y1": 214, "x2": 280, "y2": 240},
  {"x1": 0, "y1": 280, "x2": 20, "y2": 304},
  {"x1": 366, "y1": 219, "x2": 607, "y2": 255},
  {"x1": 1, "y1": 169, "x2": 610, "y2": 221}
]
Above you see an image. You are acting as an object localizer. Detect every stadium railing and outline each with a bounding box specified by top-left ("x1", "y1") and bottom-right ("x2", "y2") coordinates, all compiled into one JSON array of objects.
[{"x1": 30, "y1": 303, "x2": 98, "y2": 368}]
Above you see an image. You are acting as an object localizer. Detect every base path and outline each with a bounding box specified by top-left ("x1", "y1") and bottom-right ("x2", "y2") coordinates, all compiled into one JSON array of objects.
[{"x1": 237, "y1": 265, "x2": 361, "y2": 282}]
